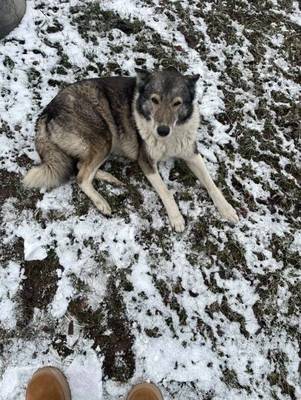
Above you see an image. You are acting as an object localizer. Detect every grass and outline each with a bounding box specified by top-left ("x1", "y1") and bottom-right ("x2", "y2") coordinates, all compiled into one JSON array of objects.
[{"x1": 0, "y1": 0, "x2": 300, "y2": 398}]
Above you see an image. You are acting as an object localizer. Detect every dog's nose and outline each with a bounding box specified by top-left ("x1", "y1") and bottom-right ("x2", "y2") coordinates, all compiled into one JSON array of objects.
[{"x1": 157, "y1": 125, "x2": 170, "y2": 137}]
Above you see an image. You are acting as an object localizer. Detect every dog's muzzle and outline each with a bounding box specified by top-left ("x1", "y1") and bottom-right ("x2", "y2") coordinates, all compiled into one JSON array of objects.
[{"x1": 157, "y1": 125, "x2": 170, "y2": 137}]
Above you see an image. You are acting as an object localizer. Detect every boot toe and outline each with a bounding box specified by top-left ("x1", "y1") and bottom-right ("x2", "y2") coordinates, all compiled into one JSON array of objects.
[
  {"x1": 26, "y1": 367, "x2": 71, "y2": 400},
  {"x1": 127, "y1": 382, "x2": 163, "y2": 400}
]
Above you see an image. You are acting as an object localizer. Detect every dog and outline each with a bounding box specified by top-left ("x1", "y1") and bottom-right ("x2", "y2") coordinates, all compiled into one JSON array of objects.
[{"x1": 23, "y1": 68, "x2": 239, "y2": 232}]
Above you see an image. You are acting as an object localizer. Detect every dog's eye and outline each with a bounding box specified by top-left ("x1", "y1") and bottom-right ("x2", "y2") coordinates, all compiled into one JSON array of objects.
[
  {"x1": 173, "y1": 100, "x2": 182, "y2": 107},
  {"x1": 151, "y1": 96, "x2": 159, "y2": 105}
]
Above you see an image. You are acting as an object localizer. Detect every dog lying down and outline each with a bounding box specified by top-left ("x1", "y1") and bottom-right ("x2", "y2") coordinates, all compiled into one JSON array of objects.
[{"x1": 23, "y1": 68, "x2": 239, "y2": 232}]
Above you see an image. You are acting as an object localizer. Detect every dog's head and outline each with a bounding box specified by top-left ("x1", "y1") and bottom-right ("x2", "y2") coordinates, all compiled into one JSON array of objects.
[{"x1": 135, "y1": 67, "x2": 200, "y2": 139}]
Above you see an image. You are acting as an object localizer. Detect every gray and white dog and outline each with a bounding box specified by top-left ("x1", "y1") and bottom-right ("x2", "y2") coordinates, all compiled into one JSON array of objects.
[{"x1": 24, "y1": 68, "x2": 239, "y2": 231}]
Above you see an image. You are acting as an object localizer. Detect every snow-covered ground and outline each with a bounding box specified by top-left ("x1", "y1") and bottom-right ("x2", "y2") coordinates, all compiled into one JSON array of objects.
[{"x1": 0, "y1": 1, "x2": 300, "y2": 399}]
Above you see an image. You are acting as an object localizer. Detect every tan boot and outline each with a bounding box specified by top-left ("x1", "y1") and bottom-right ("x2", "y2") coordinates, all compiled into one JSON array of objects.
[
  {"x1": 26, "y1": 367, "x2": 71, "y2": 400},
  {"x1": 126, "y1": 382, "x2": 163, "y2": 400}
]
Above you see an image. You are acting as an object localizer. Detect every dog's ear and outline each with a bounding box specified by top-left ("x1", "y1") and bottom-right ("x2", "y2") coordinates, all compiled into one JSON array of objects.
[
  {"x1": 135, "y1": 68, "x2": 151, "y2": 89},
  {"x1": 186, "y1": 74, "x2": 200, "y2": 85},
  {"x1": 185, "y1": 74, "x2": 200, "y2": 97}
]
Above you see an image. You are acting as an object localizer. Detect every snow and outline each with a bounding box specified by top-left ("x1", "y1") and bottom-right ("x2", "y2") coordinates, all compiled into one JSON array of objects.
[
  {"x1": 65, "y1": 350, "x2": 103, "y2": 400},
  {"x1": 0, "y1": 0, "x2": 300, "y2": 399},
  {"x1": 0, "y1": 262, "x2": 23, "y2": 330},
  {"x1": 289, "y1": 1, "x2": 301, "y2": 26}
]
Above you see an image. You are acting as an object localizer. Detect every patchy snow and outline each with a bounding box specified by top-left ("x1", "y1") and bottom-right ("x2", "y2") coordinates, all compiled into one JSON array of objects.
[
  {"x1": 0, "y1": 262, "x2": 23, "y2": 330},
  {"x1": 289, "y1": 1, "x2": 301, "y2": 26},
  {"x1": 0, "y1": 0, "x2": 300, "y2": 400}
]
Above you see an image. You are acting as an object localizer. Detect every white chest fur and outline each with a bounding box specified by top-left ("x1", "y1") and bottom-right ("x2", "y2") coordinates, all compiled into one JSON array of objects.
[{"x1": 134, "y1": 103, "x2": 199, "y2": 162}]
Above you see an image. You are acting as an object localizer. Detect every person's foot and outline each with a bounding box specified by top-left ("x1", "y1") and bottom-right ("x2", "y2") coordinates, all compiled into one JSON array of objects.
[
  {"x1": 127, "y1": 382, "x2": 163, "y2": 400},
  {"x1": 26, "y1": 367, "x2": 71, "y2": 400}
]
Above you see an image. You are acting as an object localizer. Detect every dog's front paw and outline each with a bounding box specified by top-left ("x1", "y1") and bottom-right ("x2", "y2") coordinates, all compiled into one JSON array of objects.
[
  {"x1": 218, "y1": 202, "x2": 239, "y2": 224},
  {"x1": 169, "y1": 213, "x2": 185, "y2": 232}
]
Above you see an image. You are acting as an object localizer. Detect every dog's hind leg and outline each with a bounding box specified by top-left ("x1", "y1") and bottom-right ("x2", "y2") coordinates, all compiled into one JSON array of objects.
[
  {"x1": 77, "y1": 148, "x2": 111, "y2": 215},
  {"x1": 77, "y1": 162, "x2": 123, "y2": 186},
  {"x1": 94, "y1": 170, "x2": 124, "y2": 186},
  {"x1": 183, "y1": 154, "x2": 239, "y2": 223}
]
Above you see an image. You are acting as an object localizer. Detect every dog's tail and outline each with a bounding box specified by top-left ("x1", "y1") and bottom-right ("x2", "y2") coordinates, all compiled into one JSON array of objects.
[{"x1": 23, "y1": 116, "x2": 73, "y2": 190}]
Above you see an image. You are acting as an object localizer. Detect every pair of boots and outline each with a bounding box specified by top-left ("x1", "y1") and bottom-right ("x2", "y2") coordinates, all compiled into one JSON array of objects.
[{"x1": 26, "y1": 367, "x2": 163, "y2": 400}]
